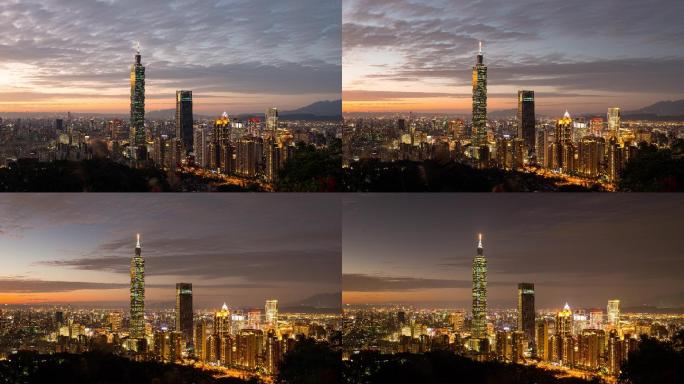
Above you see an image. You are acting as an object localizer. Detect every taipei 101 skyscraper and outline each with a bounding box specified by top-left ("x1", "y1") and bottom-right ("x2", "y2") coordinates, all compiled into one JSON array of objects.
[
  {"x1": 130, "y1": 43, "x2": 146, "y2": 151},
  {"x1": 471, "y1": 41, "x2": 487, "y2": 149},
  {"x1": 471, "y1": 233, "x2": 488, "y2": 346},
  {"x1": 130, "y1": 233, "x2": 145, "y2": 340}
]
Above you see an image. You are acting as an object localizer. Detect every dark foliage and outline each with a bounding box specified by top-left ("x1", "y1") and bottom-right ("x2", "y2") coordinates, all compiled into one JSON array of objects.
[
  {"x1": 618, "y1": 140, "x2": 684, "y2": 192},
  {"x1": 619, "y1": 330, "x2": 684, "y2": 384},
  {"x1": 343, "y1": 351, "x2": 599, "y2": 384},
  {"x1": 275, "y1": 139, "x2": 342, "y2": 192},
  {"x1": 0, "y1": 351, "x2": 253, "y2": 384},
  {"x1": 0, "y1": 158, "x2": 171, "y2": 192},
  {"x1": 342, "y1": 159, "x2": 596, "y2": 192},
  {"x1": 276, "y1": 339, "x2": 342, "y2": 384}
]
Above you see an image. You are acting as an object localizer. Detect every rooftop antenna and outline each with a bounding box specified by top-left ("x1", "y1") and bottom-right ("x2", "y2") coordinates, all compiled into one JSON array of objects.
[
  {"x1": 136, "y1": 233, "x2": 141, "y2": 248},
  {"x1": 478, "y1": 233, "x2": 483, "y2": 248},
  {"x1": 478, "y1": 41, "x2": 483, "y2": 55}
]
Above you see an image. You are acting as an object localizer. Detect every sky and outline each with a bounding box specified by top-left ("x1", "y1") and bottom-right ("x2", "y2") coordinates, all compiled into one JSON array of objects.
[
  {"x1": 343, "y1": 194, "x2": 684, "y2": 310},
  {"x1": 343, "y1": 0, "x2": 684, "y2": 114},
  {"x1": 0, "y1": 194, "x2": 341, "y2": 309},
  {"x1": 0, "y1": 0, "x2": 341, "y2": 115}
]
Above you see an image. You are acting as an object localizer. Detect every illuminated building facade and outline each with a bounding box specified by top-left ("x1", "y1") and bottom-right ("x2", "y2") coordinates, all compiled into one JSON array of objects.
[
  {"x1": 471, "y1": 234, "x2": 487, "y2": 341},
  {"x1": 607, "y1": 299, "x2": 620, "y2": 329},
  {"x1": 517, "y1": 283, "x2": 535, "y2": 349},
  {"x1": 130, "y1": 234, "x2": 145, "y2": 339},
  {"x1": 608, "y1": 107, "x2": 621, "y2": 142},
  {"x1": 554, "y1": 111, "x2": 573, "y2": 172},
  {"x1": 175, "y1": 90, "x2": 193, "y2": 155},
  {"x1": 516, "y1": 90, "x2": 535, "y2": 154},
  {"x1": 129, "y1": 46, "x2": 146, "y2": 148},
  {"x1": 175, "y1": 283, "x2": 193, "y2": 347},
  {"x1": 471, "y1": 42, "x2": 487, "y2": 148},
  {"x1": 266, "y1": 107, "x2": 278, "y2": 140},
  {"x1": 265, "y1": 299, "x2": 278, "y2": 327}
]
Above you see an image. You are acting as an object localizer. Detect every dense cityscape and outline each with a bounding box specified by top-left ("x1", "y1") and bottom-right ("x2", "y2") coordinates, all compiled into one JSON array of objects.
[
  {"x1": 0, "y1": 47, "x2": 341, "y2": 192},
  {"x1": 0, "y1": 234, "x2": 341, "y2": 382},
  {"x1": 342, "y1": 234, "x2": 684, "y2": 383},
  {"x1": 342, "y1": 44, "x2": 683, "y2": 191}
]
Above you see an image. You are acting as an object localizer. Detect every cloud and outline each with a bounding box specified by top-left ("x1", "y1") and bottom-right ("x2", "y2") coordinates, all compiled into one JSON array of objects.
[
  {"x1": 343, "y1": 273, "x2": 510, "y2": 292},
  {"x1": 343, "y1": 0, "x2": 684, "y2": 108},
  {"x1": 39, "y1": 248, "x2": 341, "y2": 284},
  {"x1": 0, "y1": 0, "x2": 341, "y2": 111},
  {"x1": 0, "y1": 277, "x2": 272, "y2": 293}
]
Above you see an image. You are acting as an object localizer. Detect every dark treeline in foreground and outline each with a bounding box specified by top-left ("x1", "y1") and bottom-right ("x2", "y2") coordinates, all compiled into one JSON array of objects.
[
  {"x1": 618, "y1": 140, "x2": 684, "y2": 192},
  {"x1": 0, "y1": 140, "x2": 343, "y2": 192},
  {"x1": 619, "y1": 331, "x2": 684, "y2": 384},
  {"x1": 343, "y1": 351, "x2": 600, "y2": 384},
  {"x1": 343, "y1": 140, "x2": 684, "y2": 192},
  {"x1": 2, "y1": 334, "x2": 682, "y2": 384},
  {"x1": 0, "y1": 351, "x2": 256, "y2": 384},
  {"x1": 343, "y1": 159, "x2": 597, "y2": 192}
]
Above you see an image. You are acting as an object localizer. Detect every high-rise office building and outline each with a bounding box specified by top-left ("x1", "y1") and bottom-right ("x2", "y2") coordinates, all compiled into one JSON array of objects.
[
  {"x1": 130, "y1": 234, "x2": 145, "y2": 339},
  {"x1": 517, "y1": 283, "x2": 535, "y2": 348},
  {"x1": 175, "y1": 90, "x2": 193, "y2": 155},
  {"x1": 265, "y1": 299, "x2": 278, "y2": 327},
  {"x1": 471, "y1": 42, "x2": 487, "y2": 148},
  {"x1": 517, "y1": 90, "x2": 535, "y2": 154},
  {"x1": 471, "y1": 234, "x2": 487, "y2": 340},
  {"x1": 175, "y1": 283, "x2": 193, "y2": 346},
  {"x1": 607, "y1": 299, "x2": 620, "y2": 328},
  {"x1": 607, "y1": 107, "x2": 621, "y2": 142},
  {"x1": 266, "y1": 107, "x2": 278, "y2": 140},
  {"x1": 215, "y1": 303, "x2": 231, "y2": 338},
  {"x1": 130, "y1": 45, "x2": 146, "y2": 148},
  {"x1": 555, "y1": 111, "x2": 573, "y2": 172},
  {"x1": 556, "y1": 303, "x2": 573, "y2": 337}
]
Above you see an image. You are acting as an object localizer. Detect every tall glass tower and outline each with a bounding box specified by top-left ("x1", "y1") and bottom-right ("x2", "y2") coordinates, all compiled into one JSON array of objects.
[
  {"x1": 607, "y1": 107, "x2": 621, "y2": 142},
  {"x1": 130, "y1": 233, "x2": 145, "y2": 339},
  {"x1": 175, "y1": 283, "x2": 193, "y2": 346},
  {"x1": 517, "y1": 282, "x2": 535, "y2": 350},
  {"x1": 176, "y1": 90, "x2": 193, "y2": 154},
  {"x1": 266, "y1": 107, "x2": 278, "y2": 140},
  {"x1": 517, "y1": 90, "x2": 536, "y2": 154},
  {"x1": 130, "y1": 45, "x2": 146, "y2": 147},
  {"x1": 471, "y1": 233, "x2": 487, "y2": 340},
  {"x1": 471, "y1": 42, "x2": 487, "y2": 148}
]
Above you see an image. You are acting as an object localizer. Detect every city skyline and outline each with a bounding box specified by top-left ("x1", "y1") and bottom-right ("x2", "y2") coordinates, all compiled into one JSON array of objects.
[
  {"x1": 342, "y1": 194, "x2": 684, "y2": 308},
  {"x1": 0, "y1": 195, "x2": 341, "y2": 308},
  {"x1": 343, "y1": 0, "x2": 684, "y2": 113},
  {"x1": 0, "y1": 0, "x2": 341, "y2": 114}
]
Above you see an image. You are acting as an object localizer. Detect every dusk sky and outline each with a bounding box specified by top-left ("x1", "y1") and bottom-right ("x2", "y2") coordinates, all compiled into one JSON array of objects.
[
  {"x1": 0, "y1": 195, "x2": 340, "y2": 309},
  {"x1": 343, "y1": 0, "x2": 684, "y2": 114},
  {"x1": 343, "y1": 195, "x2": 684, "y2": 310},
  {"x1": 0, "y1": 0, "x2": 340, "y2": 114}
]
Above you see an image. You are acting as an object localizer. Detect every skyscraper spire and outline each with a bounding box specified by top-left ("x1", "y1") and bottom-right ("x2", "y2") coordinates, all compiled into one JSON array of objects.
[
  {"x1": 130, "y1": 233, "x2": 145, "y2": 342},
  {"x1": 471, "y1": 233, "x2": 488, "y2": 347},
  {"x1": 478, "y1": 40, "x2": 482, "y2": 55}
]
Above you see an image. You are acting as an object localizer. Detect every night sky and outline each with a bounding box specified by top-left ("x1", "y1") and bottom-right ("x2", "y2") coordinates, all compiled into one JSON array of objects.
[
  {"x1": 0, "y1": 195, "x2": 341, "y2": 309},
  {"x1": 343, "y1": 0, "x2": 684, "y2": 114},
  {"x1": 0, "y1": 0, "x2": 340, "y2": 114},
  {"x1": 343, "y1": 194, "x2": 684, "y2": 310}
]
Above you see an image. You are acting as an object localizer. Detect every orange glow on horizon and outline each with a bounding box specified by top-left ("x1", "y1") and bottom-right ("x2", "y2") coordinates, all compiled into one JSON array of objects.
[
  {"x1": 343, "y1": 97, "x2": 516, "y2": 113},
  {"x1": 0, "y1": 289, "x2": 128, "y2": 304},
  {"x1": 343, "y1": 288, "x2": 465, "y2": 305}
]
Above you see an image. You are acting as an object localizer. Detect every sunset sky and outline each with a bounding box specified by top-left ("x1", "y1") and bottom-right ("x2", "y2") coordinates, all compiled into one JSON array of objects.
[
  {"x1": 0, "y1": 195, "x2": 340, "y2": 309},
  {"x1": 343, "y1": 0, "x2": 684, "y2": 115},
  {"x1": 343, "y1": 195, "x2": 684, "y2": 309},
  {"x1": 0, "y1": 0, "x2": 340, "y2": 115}
]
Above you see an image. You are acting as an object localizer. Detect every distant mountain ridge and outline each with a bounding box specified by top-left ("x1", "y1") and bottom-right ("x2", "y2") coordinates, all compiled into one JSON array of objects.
[{"x1": 628, "y1": 99, "x2": 684, "y2": 116}]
